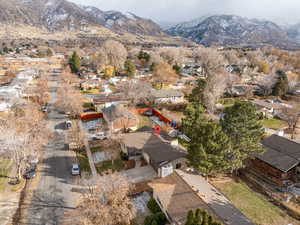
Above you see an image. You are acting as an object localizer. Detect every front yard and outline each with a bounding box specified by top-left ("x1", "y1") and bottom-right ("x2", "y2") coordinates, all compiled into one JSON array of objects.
[
  {"x1": 95, "y1": 159, "x2": 125, "y2": 175},
  {"x1": 76, "y1": 151, "x2": 91, "y2": 174},
  {"x1": 0, "y1": 159, "x2": 12, "y2": 192},
  {"x1": 261, "y1": 118, "x2": 287, "y2": 130},
  {"x1": 214, "y1": 180, "x2": 300, "y2": 225}
]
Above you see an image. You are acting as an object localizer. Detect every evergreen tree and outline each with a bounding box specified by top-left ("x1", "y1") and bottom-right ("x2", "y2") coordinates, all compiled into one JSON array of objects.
[
  {"x1": 201, "y1": 211, "x2": 208, "y2": 225},
  {"x1": 185, "y1": 210, "x2": 195, "y2": 225},
  {"x1": 186, "y1": 120, "x2": 231, "y2": 177},
  {"x1": 182, "y1": 103, "x2": 205, "y2": 139},
  {"x1": 188, "y1": 79, "x2": 207, "y2": 105},
  {"x1": 173, "y1": 63, "x2": 181, "y2": 74},
  {"x1": 138, "y1": 50, "x2": 150, "y2": 62},
  {"x1": 69, "y1": 51, "x2": 81, "y2": 73},
  {"x1": 124, "y1": 60, "x2": 136, "y2": 77},
  {"x1": 220, "y1": 101, "x2": 264, "y2": 172},
  {"x1": 184, "y1": 209, "x2": 222, "y2": 225},
  {"x1": 273, "y1": 70, "x2": 288, "y2": 97},
  {"x1": 194, "y1": 208, "x2": 202, "y2": 225}
]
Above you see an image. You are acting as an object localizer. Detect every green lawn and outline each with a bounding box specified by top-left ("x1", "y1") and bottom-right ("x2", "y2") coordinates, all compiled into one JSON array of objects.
[
  {"x1": 0, "y1": 159, "x2": 12, "y2": 192},
  {"x1": 214, "y1": 181, "x2": 292, "y2": 225},
  {"x1": 76, "y1": 152, "x2": 91, "y2": 174},
  {"x1": 90, "y1": 147, "x2": 102, "y2": 153},
  {"x1": 261, "y1": 118, "x2": 287, "y2": 130},
  {"x1": 95, "y1": 159, "x2": 125, "y2": 175}
]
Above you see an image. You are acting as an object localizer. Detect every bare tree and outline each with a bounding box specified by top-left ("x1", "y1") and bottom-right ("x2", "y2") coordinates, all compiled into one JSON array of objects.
[
  {"x1": 152, "y1": 62, "x2": 178, "y2": 88},
  {"x1": 203, "y1": 68, "x2": 229, "y2": 113},
  {"x1": 286, "y1": 72, "x2": 300, "y2": 94},
  {"x1": 281, "y1": 105, "x2": 300, "y2": 140},
  {"x1": 159, "y1": 47, "x2": 184, "y2": 65},
  {"x1": 100, "y1": 40, "x2": 128, "y2": 70},
  {"x1": 68, "y1": 120, "x2": 85, "y2": 150},
  {"x1": 76, "y1": 174, "x2": 136, "y2": 225},
  {"x1": 193, "y1": 47, "x2": 229, "y2": 113},
  {"x1": 56, "y1": 84, "x2": 84, "y2": 118},
  {"x1": 258, "y1": 75, "x2": 277, "y2": 97},
  {"x1": 0, "y1": 103, "x2": 50, "y2": 180},
  {"x1": 119, "y1": 80, "x2": 154, "y2": 106}
]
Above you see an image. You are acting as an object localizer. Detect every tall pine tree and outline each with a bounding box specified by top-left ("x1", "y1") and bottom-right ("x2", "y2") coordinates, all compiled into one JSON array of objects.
[
  {"x1": 69, "y1": 51, "x2": 81, "y2": 73},
  {"x1": 186, "y1": 119, "x2": 232, "y2": 177},
  {"x1": 221, "y1": 101, "x2": 264, "y2": 172}
]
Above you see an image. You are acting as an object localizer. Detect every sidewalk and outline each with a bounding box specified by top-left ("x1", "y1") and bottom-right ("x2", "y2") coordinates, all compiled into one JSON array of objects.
[
  {"x1": 176, "y1": 170, "x2": 255, "y2": 225},
  {"x1": 79, "y1": 122, "x2": 97, "y2": 177}
]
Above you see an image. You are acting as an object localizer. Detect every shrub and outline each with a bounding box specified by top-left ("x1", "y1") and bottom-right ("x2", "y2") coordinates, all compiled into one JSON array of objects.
[
  {"x1": 144, "y1": 212, "x2": 166, "y2": 225},
  {"x1": 120, "y1": 151, "x2": 128, "y2": 161},
  {"x1": 147, "y1": 198, "x2": 162, "y2": 214}
]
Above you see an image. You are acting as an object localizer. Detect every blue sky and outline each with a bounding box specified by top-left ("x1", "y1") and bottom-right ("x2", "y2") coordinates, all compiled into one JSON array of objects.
[{"x1": 70, "y1": 0, "x2": 300, "y2": 24}]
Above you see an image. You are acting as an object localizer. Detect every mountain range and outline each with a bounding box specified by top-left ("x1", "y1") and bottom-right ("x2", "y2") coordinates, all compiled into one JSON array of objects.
[
  {"x1": 167, "y1": 15, "x2": 300, "y2": 50},
  {"x1": 0, "y1": 0, "x2": 300, "y2": 50},
  {"x1": 0, "y1": 0, "x2": 164, "y2": 36}
]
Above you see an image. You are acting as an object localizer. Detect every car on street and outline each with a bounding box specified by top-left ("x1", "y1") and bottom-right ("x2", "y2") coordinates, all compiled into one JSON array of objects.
[
  {"x1": 71, "y1": 164, "x2": 80, "y2": 175},
  {"x1": 42, "y1": 104, "x2": 50, "y2": 113},
  {"x1": 23, "y1": 167, "x2": 37, "y2": 179},
  {"x1": 65, "y1": 120, "x2": 72, "y2": 129},
  {"x1": 90, "y1": 132, "x2": 107, "y2": 140}
]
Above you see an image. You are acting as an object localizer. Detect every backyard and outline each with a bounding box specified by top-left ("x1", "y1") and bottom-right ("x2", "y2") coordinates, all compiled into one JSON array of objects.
[
  {"x1": 261, "y1": 118, "x2": 287, "y2": 130},
  {"x1": 214, "y1": 180, "x2": 300, "y2": 225}
]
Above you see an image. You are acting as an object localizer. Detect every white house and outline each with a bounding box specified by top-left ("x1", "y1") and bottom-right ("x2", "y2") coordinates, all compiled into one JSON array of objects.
[{"x1": 152, "y1": 89, "x2": 184, "y2": 104}]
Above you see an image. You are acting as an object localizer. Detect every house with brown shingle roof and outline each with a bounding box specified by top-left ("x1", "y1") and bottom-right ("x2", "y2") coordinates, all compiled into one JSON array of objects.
[{"x1": 149, "y1": 172, "x2": 213, "y2": 225}]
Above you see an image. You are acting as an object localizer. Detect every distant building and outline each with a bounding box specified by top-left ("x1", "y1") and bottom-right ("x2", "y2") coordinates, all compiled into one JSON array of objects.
[{"x1": 152, "y1": 89, "x2": 184, "y2": 104}]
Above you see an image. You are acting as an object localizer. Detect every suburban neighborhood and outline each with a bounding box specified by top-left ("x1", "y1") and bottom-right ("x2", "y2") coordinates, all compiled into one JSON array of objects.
[{"x1": 0, "y1": 1, "x2": 300, "y2": 225}]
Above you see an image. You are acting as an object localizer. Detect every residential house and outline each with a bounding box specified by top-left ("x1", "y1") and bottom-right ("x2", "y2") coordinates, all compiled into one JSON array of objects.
[
  {"x1": 102, "y1": 104, "x2": 138, "y2": 133},
  {"x1": 226, "y1": 64, "x2": 241, "y2": 73},
  {"x1": 92, "y1": 94, "x2": 130, "y2": 111},
  {"x1": 152, "y1": 89, "x2": 184, "y2": 104},
  {"x1": 251, "y1": 99, "x2": 291, "y2": 118},
  {"x1": 181, "y1": 64, "x2": 206, "y2": 78},
  {"x1": 249, "y1": 134, "x2": 300, "y2": 185},
  {"x1": 120, "y1": 130, "x2": 187, "y2": 177},
  {"x1": 80, "y1": 79, "x2": 101, "y2": 91},
  {"x1": 149, "y1": 172, "x2": 211, "y2": 225}
]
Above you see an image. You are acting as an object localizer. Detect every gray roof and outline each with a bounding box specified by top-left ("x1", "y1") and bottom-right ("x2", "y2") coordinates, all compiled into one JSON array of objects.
[
  {"x1": 122, "y1": 130, "x2": 187, "y2": 168},
  {"x1": 256, "y1": 135, "x2": 300, "y2": 172},
  {"x1": 102, "y1": 104, "x2": 135, "y2": 122},
  {"x1": 256, "y1": 147, "x2": 299, "y2": 172},
  {"x1": 152, "y1": 89, "x2": 184, "y2": 98}
]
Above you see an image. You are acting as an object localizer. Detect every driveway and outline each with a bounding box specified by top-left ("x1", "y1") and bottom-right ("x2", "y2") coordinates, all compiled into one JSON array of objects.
[
  {"x1": 121, "y1": 166, "x2": 157, "y2": 184},
  {"x1": 176, "y1": 170, "x2": 255, "y2": 225},
  {"x1": 18, "y1": 74, "x2": 81, "y2": 225}
]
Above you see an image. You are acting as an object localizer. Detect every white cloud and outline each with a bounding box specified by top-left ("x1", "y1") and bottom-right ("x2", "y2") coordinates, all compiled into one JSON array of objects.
[{"x1": 70, "y1": 0, "x2": 300, "y2": 24}]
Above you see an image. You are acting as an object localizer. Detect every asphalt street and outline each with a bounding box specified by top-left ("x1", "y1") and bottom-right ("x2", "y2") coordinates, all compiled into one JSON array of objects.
[{"x1": 22, "y1": 73, "x2": 80, "y2": 225}]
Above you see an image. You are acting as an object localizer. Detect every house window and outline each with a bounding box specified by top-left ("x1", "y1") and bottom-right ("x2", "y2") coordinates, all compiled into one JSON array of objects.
[{"x1": 176, "y1": 163, "x2": 182, "y2": 169}]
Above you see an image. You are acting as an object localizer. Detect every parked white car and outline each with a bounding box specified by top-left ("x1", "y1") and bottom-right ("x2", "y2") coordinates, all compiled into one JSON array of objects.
[
  {"x1": 90, "y1": 132, "x2": 107, "y2": 140},
  {"x1": 71, "y1": 164, "x2": 80, "y2": 175}
]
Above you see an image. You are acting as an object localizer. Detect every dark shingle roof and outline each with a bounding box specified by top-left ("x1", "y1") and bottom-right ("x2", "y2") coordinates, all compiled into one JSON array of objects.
[
  {"x1": 262, "y1": 135, "x2": 300, "y2": 160},
  {"x1": 257, "y1": 135, "x2": 300, "y2": 172}
]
